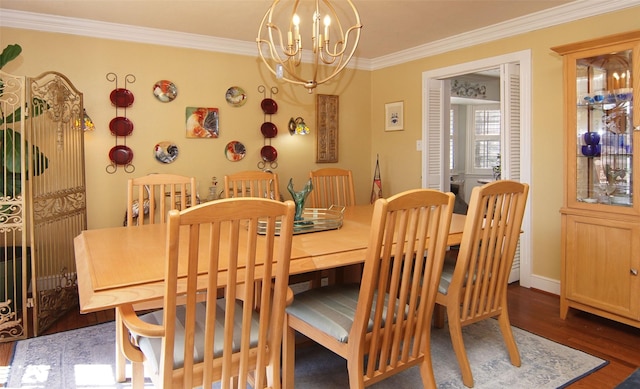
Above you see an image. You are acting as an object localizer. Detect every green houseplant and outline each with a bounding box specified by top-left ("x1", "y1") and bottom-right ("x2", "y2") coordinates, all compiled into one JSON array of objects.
[{"x1": 0, "y1": 44, "x2": 49, "y2": 201}]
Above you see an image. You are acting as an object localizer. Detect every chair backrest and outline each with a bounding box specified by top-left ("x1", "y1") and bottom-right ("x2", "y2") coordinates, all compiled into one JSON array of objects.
[
  {"x1": 224, "y1": 170, "x2": 280, "y2": 200},
  {"x1": 126, "y1": 173, "x2": 197, "y2": 226},
  {"x1": 349, "y1": 189, "x2": 454, "y2": 386},
  {"x1": 308, "y1": 167, "x2": 356, "y2": 208},
  {"x1": 161, "y1": 198, "x2": 295, "y2": 388},
  {"x1": 449, "y1": 180, "x2": 529, "y2": 324}
]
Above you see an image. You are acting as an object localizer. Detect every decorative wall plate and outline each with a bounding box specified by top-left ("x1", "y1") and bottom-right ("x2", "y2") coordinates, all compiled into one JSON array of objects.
[
  {"x1": 261, "y1": 98, "x2": 278, "y2": 114},
  {"x1": 109, "y1": 145, "x2": 133, "y2": 165},
  {"x1": 226, "y1": 86, "x2": 247, "y2": 106},
  {"x1": 109, "y1": 116, "x2": 134, "y2": 136},
  {"x1": 261, "y1": 122, "x2": 278, "y2": 138},
  {"x1": 153, "y1": 80, "x2": 178, "y2": 102},
  {"x1": 154, "y1": 141, "x2": 179, "y2": 164},
  {"x1": 110, "y1": 88, "x2": 134, "y2": 108},
  {"x1": 260, "y1": 145, "x2": 278, "y2": 162},
  {"x1": 225, "y1": 141, "x2": 246, "y2": 161}
]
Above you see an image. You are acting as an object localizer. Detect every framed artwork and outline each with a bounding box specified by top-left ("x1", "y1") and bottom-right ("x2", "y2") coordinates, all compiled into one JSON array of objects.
[
  {"x1": 384, "y1": 101, "x2": 404, "y2": 131},
  {"x1": 316, "y1": 94, "x2": 339, "y2": 163},
  {"x1": 185, "y1": 107, "x2": 219, "y2": 138}
]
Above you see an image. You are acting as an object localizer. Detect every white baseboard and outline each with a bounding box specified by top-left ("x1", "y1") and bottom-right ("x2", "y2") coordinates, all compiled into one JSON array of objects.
[{"x1": 528, "y1": 274, "x2": 560, "y2": 295}]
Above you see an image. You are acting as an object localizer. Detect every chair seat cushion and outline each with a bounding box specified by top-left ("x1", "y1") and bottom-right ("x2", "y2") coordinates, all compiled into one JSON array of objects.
[
  {"x1": 135, "y1": 299, "x2": 260, "y2": 374},
  {"x1": 286, "y1": 284, "x2": 400, "y2": 344},
  {"x1": 438, "y1": 259, "x2": 456, "y2": 295}
]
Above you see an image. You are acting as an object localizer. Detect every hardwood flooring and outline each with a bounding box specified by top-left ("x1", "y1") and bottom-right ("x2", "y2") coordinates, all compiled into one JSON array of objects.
[{"x1": 1, "y1": 284, "x2": 639, "y2": 388}]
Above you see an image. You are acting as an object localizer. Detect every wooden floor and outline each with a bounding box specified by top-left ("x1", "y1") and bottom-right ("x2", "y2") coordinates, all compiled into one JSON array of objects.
[{"x1": 1, "y1": 284, "x2": 639, "y2": 388}]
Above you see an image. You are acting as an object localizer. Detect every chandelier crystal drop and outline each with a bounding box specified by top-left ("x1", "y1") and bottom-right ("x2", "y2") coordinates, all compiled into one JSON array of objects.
[{"x1": 256, "y1": 0, "x2": 362, "y2": 93}]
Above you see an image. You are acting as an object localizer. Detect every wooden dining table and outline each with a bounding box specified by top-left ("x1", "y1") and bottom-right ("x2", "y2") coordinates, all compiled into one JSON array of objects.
[{"x1": 74, "y1": 204, "x2": 465, "y2": 314}]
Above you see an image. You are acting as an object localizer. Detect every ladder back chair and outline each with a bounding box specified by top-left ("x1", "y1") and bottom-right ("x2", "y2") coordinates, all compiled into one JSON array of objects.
[
  {"x1": 308, "y1": 167, "x2": 356, "y2": 208},
  {"x1": 304, "y1": 168, "x2": 357, "y2": 286},
  {"x1": 125, "y1": 173, "x2": 197, "y2": 226},
  {"x1": 283, "y1": 189, "x2": 455, "y2": 389},
  {"x1": 434, "y1": 180, "x2": 529, "y2": 387},
  {"x1": 117, "y1": 198, "x2": 296, "y2": 389},
  {"x1": 224, "y1": 170, "x2": 280, "y2": 200},
  {"x1": 118, "y1": 173, "x2": 198, "y2": 381}
]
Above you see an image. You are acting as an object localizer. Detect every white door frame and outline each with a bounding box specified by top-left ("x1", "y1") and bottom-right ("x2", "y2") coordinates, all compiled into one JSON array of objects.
[{"x1": 421, "y1": 50, "x2": 533, "y2": 287}]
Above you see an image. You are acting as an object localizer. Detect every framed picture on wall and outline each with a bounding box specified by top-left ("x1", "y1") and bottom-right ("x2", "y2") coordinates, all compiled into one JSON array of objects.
[{"x1": 384, "y1": 101, "x2": 404, "y2": 131}]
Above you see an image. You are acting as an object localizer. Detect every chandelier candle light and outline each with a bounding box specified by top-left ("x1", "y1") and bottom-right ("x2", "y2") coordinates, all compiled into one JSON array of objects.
[{"x1": 257, "y1": 0, "x2": 362, "y2": 93}]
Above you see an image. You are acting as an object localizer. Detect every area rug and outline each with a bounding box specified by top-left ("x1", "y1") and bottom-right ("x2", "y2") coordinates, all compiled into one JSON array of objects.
[{"x1": 4, "y1": 319, "x2": 606, "y2": 388}]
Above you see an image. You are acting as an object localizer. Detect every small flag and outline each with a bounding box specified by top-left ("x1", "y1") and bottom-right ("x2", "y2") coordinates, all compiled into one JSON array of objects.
[{"x1": 370, "y1": 154, "x2": 383, "y2": 203}]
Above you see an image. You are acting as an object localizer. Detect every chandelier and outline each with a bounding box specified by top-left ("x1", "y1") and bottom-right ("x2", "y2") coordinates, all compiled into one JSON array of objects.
[{"x1": 256, "y1": 0, "x2": 362, "y2": 93}]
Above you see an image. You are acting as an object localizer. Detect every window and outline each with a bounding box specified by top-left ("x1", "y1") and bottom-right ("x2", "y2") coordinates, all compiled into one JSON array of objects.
[{"x1": 467, "y1": 104, "x2": 500, "y2": 174}]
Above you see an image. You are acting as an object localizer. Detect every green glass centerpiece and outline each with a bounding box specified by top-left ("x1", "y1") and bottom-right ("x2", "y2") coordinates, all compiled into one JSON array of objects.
[{"x1": 287, "y1": 178, "x2": 313, "y2": 222}]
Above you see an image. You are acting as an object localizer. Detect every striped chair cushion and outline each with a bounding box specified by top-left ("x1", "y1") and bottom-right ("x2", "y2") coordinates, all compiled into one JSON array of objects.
[
  {"x1": 285, "y1": 284, "x2": 400, "y2": 344},
  {"x1": 134, "y1": 299, "x2": 260, "y2": 374},
  {"x1": 438, "y1": 259, "x2": 456, "y2": 295}
]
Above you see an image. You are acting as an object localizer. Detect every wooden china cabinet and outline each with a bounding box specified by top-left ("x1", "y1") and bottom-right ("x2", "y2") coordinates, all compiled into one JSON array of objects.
[{"x1": 552, "y1": 31, "x2": 640, "y2": 328}]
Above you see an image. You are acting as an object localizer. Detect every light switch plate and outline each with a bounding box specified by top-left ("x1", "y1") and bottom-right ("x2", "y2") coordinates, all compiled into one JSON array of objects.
[{"x1": 416, "y1": 140, "x2": 422, "y2": 151}]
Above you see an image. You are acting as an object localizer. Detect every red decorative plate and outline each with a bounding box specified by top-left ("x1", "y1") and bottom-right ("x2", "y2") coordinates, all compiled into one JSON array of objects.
[
  {"x1": 261, "y1": 98, "x2": 278, "y2": 114},
  {"x1": 260, "y1": 122, "x2": 278, "y2": 138},
  {"x1": 260, "y1": 145, "x2": 278, "y2": 162},
  {"x1": 109, "y1": 145, "x2": 134, "y2": 165},
  {"x1": 109, "y1": 117, "x2": 134, "y2": 137},
  {"x1": 110, "y1": 88, "x2": 135, "y2": 108}
]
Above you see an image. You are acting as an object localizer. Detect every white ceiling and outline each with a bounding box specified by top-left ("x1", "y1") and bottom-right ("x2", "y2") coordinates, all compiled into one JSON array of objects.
[{"x1": 0, "y1": 0, "x2": 581, "y2": 60}]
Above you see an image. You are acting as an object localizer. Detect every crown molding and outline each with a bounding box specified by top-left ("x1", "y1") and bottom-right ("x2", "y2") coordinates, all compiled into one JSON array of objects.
[
  {"x1": 370, "y1": 0, "x2": 640, "y2": 70},
  {"x1": 0, "y1": 8, "x2": 257, "y2": 57},
  {"x1": 2, "y1": 1, "x2": 639, "y2": 72}
]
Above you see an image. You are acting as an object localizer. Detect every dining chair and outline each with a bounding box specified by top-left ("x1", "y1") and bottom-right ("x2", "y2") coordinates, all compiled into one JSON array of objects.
[
  {"x1": 434, "y1": 180, "x2": 529, "y2": 388},
  {"x1": 283, "y1": 189, "x2": 455, "y2": 389},
  {"x1": 224, "y1": 170, "x2": 280, "y2": 200},
  {"x1": 125, "y1": 173, "x2": 197, "y2": 226},
  {"x1": 117, "y1": 197, "x2": 296, "y2": 389},
  {"x1": 118, "y1": 173, "x2": 198, "y2": 381},
  {"x1": 302, "y1": 168, "x2": 357, "y2": 286},
  {"x1": 308, "y1": 167, "x2": 356, "y2": 208}
]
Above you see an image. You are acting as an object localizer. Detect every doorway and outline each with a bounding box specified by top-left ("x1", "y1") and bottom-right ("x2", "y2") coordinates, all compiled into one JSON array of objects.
[{"x1": 421, "y1": 50, "x2": 532, "y2": 287}]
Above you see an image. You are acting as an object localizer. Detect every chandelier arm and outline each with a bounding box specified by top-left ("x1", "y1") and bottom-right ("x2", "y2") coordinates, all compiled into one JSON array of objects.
[
  {"x1": 324, "y1": 24, "x2": 361, "y2": 58},
  {"x1": 315, "y1": 37, "x2": 360, "y2": 85}
]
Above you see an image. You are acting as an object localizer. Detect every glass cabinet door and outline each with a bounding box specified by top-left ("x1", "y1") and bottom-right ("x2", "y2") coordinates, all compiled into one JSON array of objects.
[{"x1": 575, "y1": 50, "x2": 633, "y2": 206}]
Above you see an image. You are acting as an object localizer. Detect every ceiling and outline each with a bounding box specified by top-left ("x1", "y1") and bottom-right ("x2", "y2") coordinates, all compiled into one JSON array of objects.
[{"x1": 0, "y1": 0, "x2": 578, "y2": 60}]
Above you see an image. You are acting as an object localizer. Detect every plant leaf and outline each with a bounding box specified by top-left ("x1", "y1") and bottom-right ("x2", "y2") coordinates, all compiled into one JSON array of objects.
[
  {"x1": 0, "y1": 44, "x2": 22, "y2": 69},
  {"x1": 0, "y1": 128, "x2": 49, "y2": 176}
]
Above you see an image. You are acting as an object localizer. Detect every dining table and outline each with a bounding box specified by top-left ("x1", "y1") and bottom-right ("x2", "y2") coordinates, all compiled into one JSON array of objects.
[{"x1": 74, "y1": 204, "x2": 465, "y2": 314}]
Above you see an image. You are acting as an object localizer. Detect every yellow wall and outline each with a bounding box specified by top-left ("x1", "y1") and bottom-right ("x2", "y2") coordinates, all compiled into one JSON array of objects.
[
  {"x1": 371, "y1": 7, "x2": 640, "y2": 280},
  {"x1": 0, "y1": 27, "x2": 373, "y2": 230},
  {"x1": 2, "y1": 5, "x2": 640, "y2": 284}
]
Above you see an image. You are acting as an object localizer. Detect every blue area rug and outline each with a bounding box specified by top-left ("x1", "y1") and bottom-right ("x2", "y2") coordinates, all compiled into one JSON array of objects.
[
  {"x1": 615, "y1": 368, "x2": 640, "y2": 388},
  {"x1": 4, "y1": 319, "x2": 606, "y2": 388}
]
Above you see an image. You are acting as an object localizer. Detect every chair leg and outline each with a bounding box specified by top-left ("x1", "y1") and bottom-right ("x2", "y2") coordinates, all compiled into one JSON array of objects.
[
  {"x1": 131, "y1": 361, "x2": 145, "y2": 389},
  {"x1": 346, "y1": 357, "x2": 365, "y2": 389},
  {"x1": 282, "y1": 317, "x2": 296, "y2": 389},
  {"x1": 497, "y1": 310, "x2": 521, "y2": 367},
  {"x1": 433, "y1": 304, "x2": 446, "y2": 328},
  {"x1": 419, "y1": 352, "x2": 438, "y2": 389},
  {"x1": 115, "y1": 310, "x2": 126, "y2": 382},
  {"x1": 447, "y1": 309, "x2": 474, "y2": 388}
]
